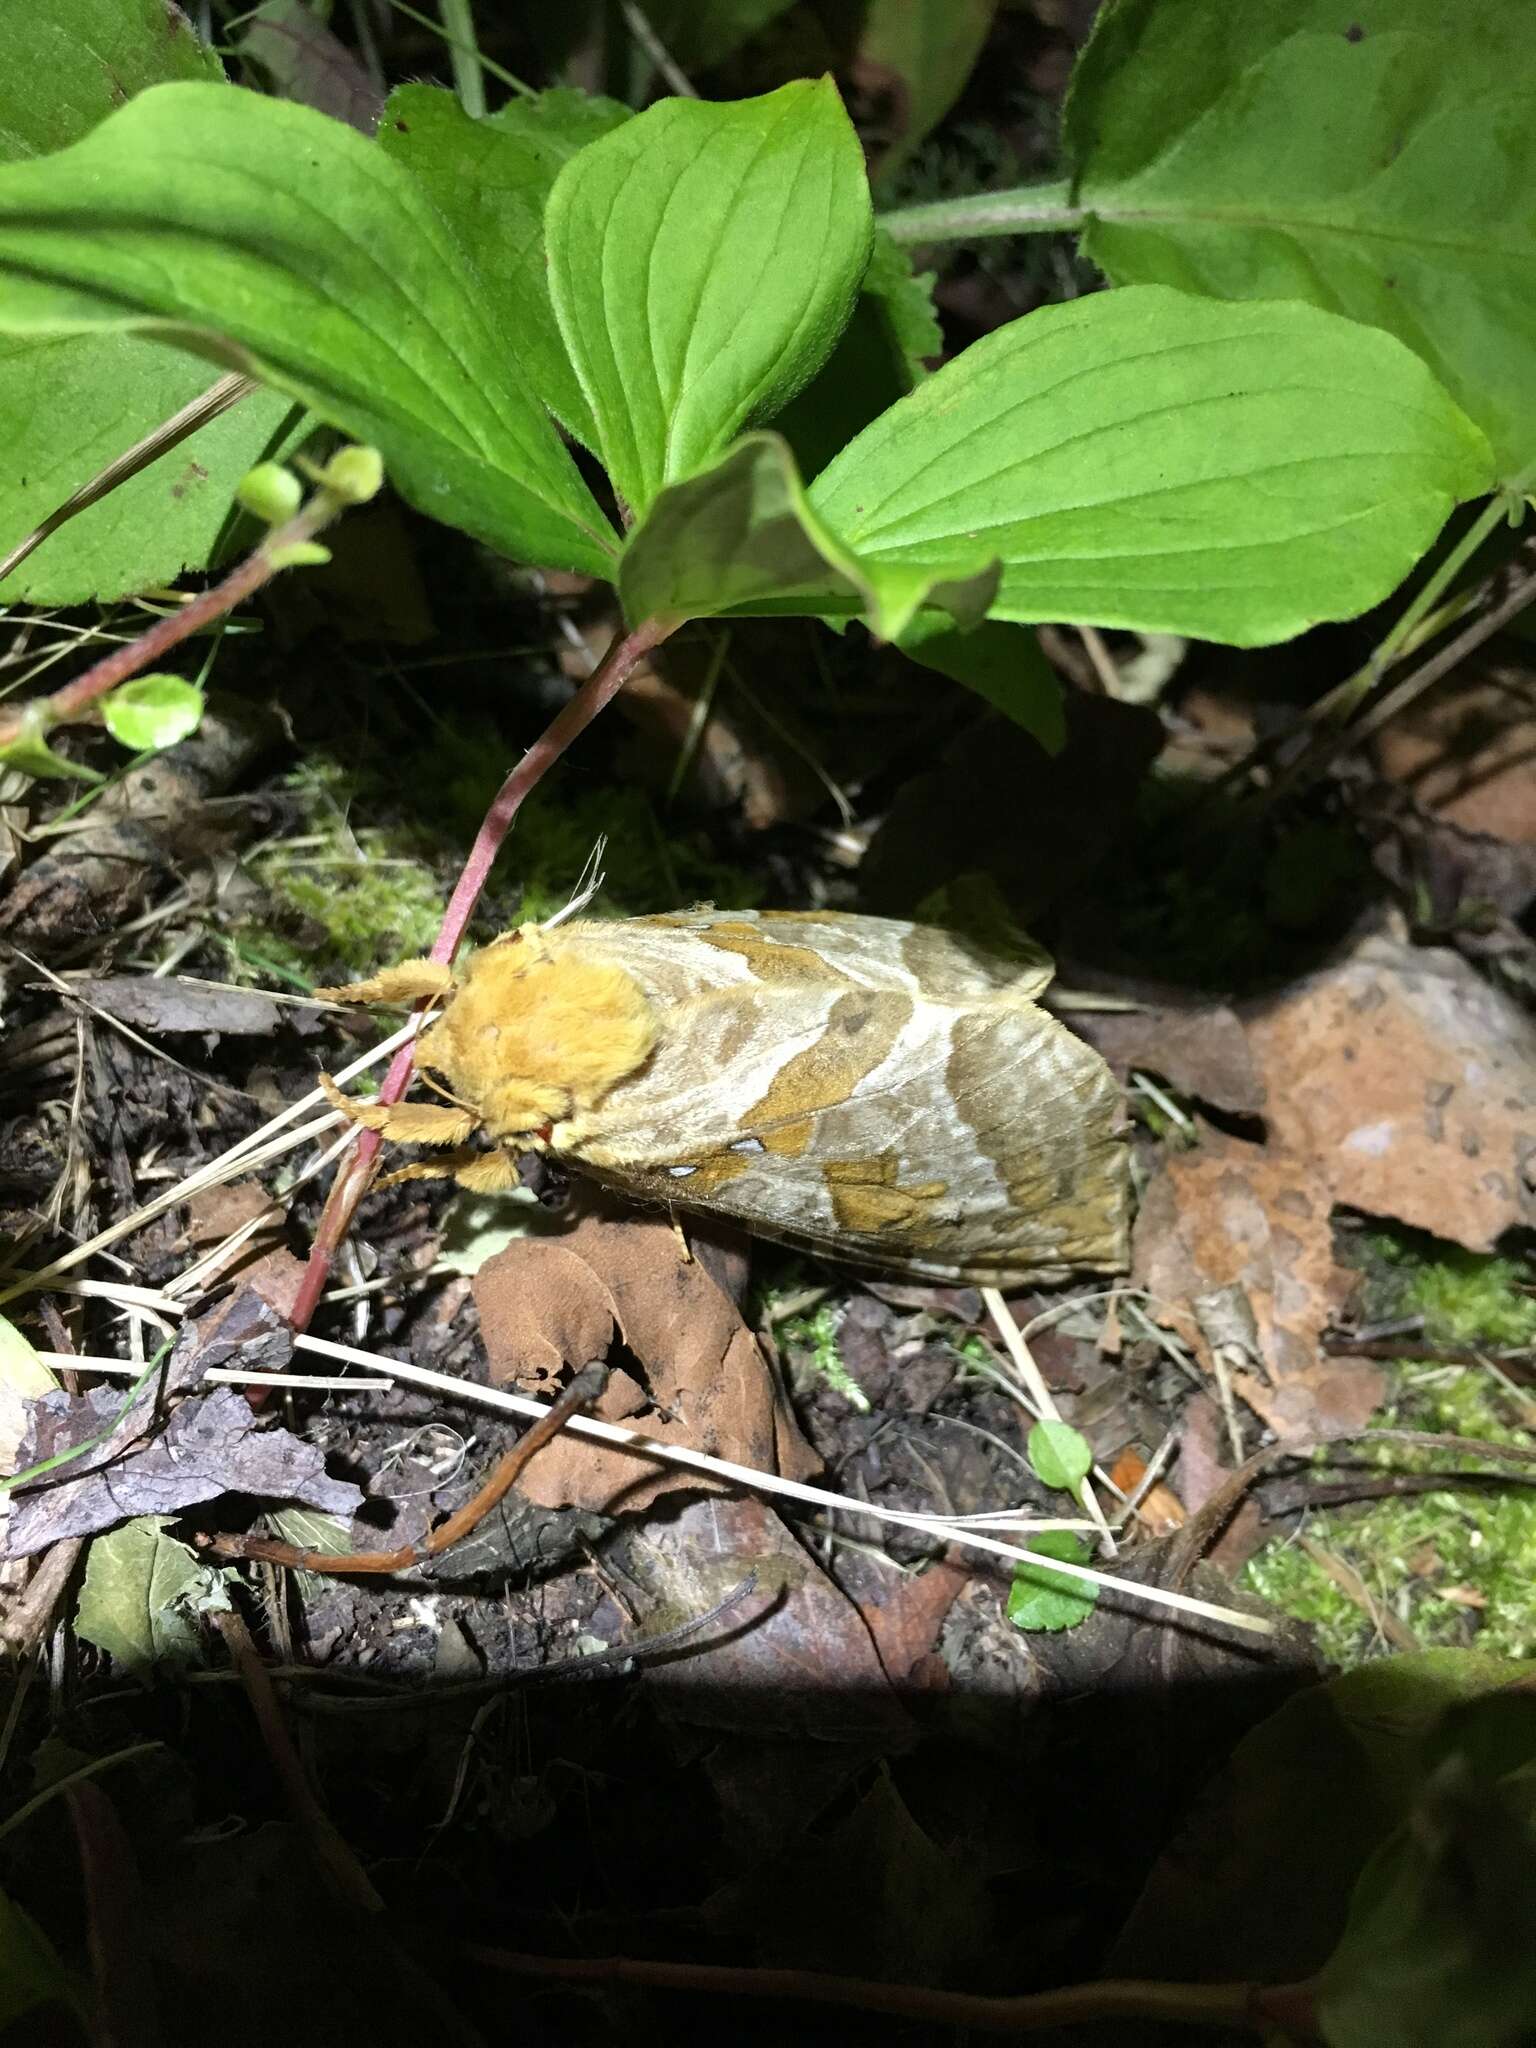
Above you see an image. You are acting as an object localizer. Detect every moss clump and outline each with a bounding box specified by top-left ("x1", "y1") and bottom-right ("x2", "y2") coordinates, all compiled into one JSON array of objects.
[
  {"x1": 229, "y1": 748, "x2": 761, "y2": 989},
  {"x1": 1366, "y1": 1228, "x2": 1536, "y2": 1349},
  {"x1": 1242, "y1": 1361, "x2": 1536, "y2": 1668},
  {"x1": 783, "y1": 1304, "x2": 870, "y2": 1413}
]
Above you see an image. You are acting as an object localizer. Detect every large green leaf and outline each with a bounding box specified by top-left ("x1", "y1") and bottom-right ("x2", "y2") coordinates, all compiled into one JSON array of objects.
[
  {"x1": 619, "y1": 433, "x2": 997, "y2": 642},
  {"x1": 0, "y1": 0, "x2": 301, "y2": 604},
  {"x1": 809, "y1": 285, "x2": 1494, "y2": 646},
  {"x1": 75, "y1": 1515, "x2": 231, "y2": 1674},
  {"x1": 379, "y1": 84, "x2": 629, "y2": 443},
  {"x1": 545, "y1": 80, "x2": 873, "y2": 520},
  {"x1": 0, "y1": 84, "x2": 618, "y2": 576},
  {"x1": 1067, "y1": 0, "x2": 1536, "y2": 481}
]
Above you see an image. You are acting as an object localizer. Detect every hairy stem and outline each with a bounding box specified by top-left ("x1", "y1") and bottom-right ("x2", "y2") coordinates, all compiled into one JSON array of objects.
[
  {"x1": 0, "y1": 492, "x2": 347, "y2": 747},
  {"x1": 878, "y1": 178, "x2": 1083, "y2": 246},
  {"x1": 283, "y1": 611, "x2": 681, "y2": 1337}
]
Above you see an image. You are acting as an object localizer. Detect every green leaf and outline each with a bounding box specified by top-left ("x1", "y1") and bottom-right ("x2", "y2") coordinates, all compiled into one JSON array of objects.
[
  {"x1": 1067, "y1": 0, "x2": 1536, "y2": 482},
  {"x1": 898, "y1": 616, "x2": 1063, "y2": 751},
  {"x1": 546, "y1": 80, "x2": 874, "y2": 519},
  {"x1": 269, "y1": 1506, "x2": 353, "y2": 1556},
  {"x1": 1317, "y1": 1748, "x2": 1536, "y2": 2047},
  {"x1": 776, "y1": 228, "x2": 940, "y2": 481},
  {"x1": 619, "y1": 432, "x2": 998, "y2": 642},
  {"x1": 810, "y1": 285, "x2": 1495, "y2": 646},
  {"x1": 0, "y1": 1314, "x2": 56, "y2": 1400},
  {"x1": 379, "y1": 84, "x2": 629, "y2": 442},
  {"x1": 102, "y1": 676, "x2": 204, "y2": 753},
  {"x1": 0, "y1": 84, "x2": 618, "y2": 577},
  {"x1": 1027, "y1": 1418, "x2": 1093, "y2": 1492},
  {"x1": 856, "y1": 0, "x2": 999, "y2": 187},
  {"x1": 0, "y1": 0, "x2": 302, "y2": 605},
  {"x1": 0, "y1": 1889, "x2": 79, "y2": 2031},
  {"x1": 75, "y1": 1515, "x2": 232, "y2": 1675},
  {"x1": 1006, "y1": 1530, "x2": 1099, "y2": 1633},
  {"x1": 0, "y1": 708, "x2": 101, "y2": 783}
]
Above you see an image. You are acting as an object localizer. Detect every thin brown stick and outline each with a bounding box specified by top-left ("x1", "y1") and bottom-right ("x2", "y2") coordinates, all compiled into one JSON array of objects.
[
  {"x1": 462, "y1": 1946, "x2": 1321, "y2": 2037},
  {"x1": 208, "y1": 1364, "x2": 607, "y2": 1575},
  {"x1": 282, "y1": 614, "x2": 678, "y2": 1337}
]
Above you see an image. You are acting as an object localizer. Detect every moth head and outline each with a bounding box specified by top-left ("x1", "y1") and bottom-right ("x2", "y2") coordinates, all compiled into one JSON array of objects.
[{"x1": 415, "y1": 925, "x2": 658, "y2": 1141}]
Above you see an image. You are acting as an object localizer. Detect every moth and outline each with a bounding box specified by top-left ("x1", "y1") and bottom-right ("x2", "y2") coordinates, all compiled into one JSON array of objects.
[{"x1": 320, "y1": 908, "x2": 1129, "y2": 1285}]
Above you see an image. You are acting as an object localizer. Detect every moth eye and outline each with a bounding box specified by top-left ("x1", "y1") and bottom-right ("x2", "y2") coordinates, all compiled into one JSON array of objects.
[
  {"x1": 667, "y1": 1164, "x2": 698, "y2": 1179},
  {"x1": 729, "y1": 1136, "x2": 765, "y2": 1155}
]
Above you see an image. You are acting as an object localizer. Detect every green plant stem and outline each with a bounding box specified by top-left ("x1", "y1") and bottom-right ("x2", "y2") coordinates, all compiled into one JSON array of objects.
[
  {"x1": 0, "y1": 493, "x2": 347, "y2": 751},
  {"x1": 878, "y1": 179, "x2": 1083, "y2": 245},
  {"x1": 282, "y1": 612, "x2": 682, "y2": 1340},
  {"x1": 437, "y1": 0, "x2": 485, "y2": 117},
  {"x1": 462, "y1": 1946, "x2": 1320, "y2": 2037},
  {"x1": 1208, "y1": 489, "x2": 1526, "y2": 808},
  {"x1": 0, "y1": 1340, "x2": 173, "y2": 1493},
  {"x1": 0, "y1": 1744, "x2": 164, "y2": 1848}
]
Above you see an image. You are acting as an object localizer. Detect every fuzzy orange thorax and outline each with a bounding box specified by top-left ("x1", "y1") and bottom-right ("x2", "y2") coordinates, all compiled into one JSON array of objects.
[{"x1": 414, "y1": 927, "x2": 658, "y2": 1140}]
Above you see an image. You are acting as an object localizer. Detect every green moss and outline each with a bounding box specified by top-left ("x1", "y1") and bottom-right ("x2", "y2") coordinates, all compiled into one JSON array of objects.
[
  {"x1": 1241, "y1": 1359, "x2": 1536, "y2": 1668},
  {"x1": 228, "y1": 747, "x2": 760, "y2": 988},
  {"x1": 1366, "y1": 1228, "x2": 1536, "y2": 1348},
  {"x1": 784, "y1": 1304, "x2": 870, "y2": 1413}
]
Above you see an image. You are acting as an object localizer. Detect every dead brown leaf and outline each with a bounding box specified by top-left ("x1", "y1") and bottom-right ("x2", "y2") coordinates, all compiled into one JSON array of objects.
[
  {"x1": 1242, "y1": 928, "x2": 1536, "y2": 1250},
  {"x1": 620, "y1": 1495, "x2": 913, "y2": 1743},
  {"x1": 473, "y1": 1210, "x2": 818, "y2": 1514},
  {"x1": 1064, "y1": 977, "x2": 1264, "y2": 1117},
  {"x1": 1134, "y1": 1133, "x2": 1384, "y2": 1440}
]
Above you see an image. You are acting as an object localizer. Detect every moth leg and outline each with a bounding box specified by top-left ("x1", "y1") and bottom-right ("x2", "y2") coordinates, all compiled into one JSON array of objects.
[
  {"x1": 314, "y1": 959, "x2": 454, "y2": 1005},
  {"x1": 379, "y1": 1147, "x2": 522, "y2": 1193},
  {"x1": 321, "y1": 1073, "x2": 477, "y2": 1147}
]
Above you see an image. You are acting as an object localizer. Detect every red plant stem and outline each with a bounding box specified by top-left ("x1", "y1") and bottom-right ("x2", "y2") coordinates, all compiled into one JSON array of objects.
[
  {"x1": 282, "y1": 611, "x2": 681, "y2": 1338},
  {"x1": 462, "y1": 1948, "x2": 1322, "y2": 2038},
  {"x1": 0, "y1": 499, "x2": 339, "y2": 745}
]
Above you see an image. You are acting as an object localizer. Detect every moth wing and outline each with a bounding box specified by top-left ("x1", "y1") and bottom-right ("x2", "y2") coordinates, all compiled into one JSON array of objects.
[{"x1": 579, "y1": 978, "x2": 1127, "y2": 1285}]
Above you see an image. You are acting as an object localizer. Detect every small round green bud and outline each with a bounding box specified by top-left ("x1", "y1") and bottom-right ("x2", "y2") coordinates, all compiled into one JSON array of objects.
[
  {"x1": 319, "y1": 445, "x2": 384, "y2": 505},
  {"x1": 236, "y1": 461, "x2": 304, "y2": 525}
]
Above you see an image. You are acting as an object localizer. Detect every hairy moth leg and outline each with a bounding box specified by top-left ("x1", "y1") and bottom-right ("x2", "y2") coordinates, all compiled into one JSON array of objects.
[
  {"x1": 379, "y1": 1147, "x2": 523, "y2": 1193},
  {"x1": 315, "y1": 959, "x2": 454, "y2": 1005},
  {"x1": 320, "y1": 1073, "x2": 478, "y2": 1147}
]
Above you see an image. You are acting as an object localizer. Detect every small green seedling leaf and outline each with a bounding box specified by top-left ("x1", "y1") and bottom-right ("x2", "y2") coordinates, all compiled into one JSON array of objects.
[
  {"x1": 810, "y1": 285, "x2": 1494, "y2": 646},
  {"x1": 267, "y1": 540, "x2": 332, "y2": 570},
  {"x1": 618, "y1": 432, "x2": 997, "y2": 642},
  {"x1": 546, "y1": 79, "x2": 874, "y2": 518},
  {"x1": 102, "y1": 675, "x2": 204, "y2": 753},
  {"x1": 0, "y1": 84, "x2": 618, "y2": 577},
  {"x1": 1067, "y1": 0, "x2": 1536, "y2": 481},
  {"x1": 0, "y1": 706, "x2": 100, "y2": 783},
  {"x1": 1027, "y1": 1419, "x2": 1094, "y2": 1493},
  {"x1": 75, "y1": 1514, "x2": 232, "y2": 1674},
  {"x1": 1007, "y1": 1530, "x2": 1099, "y2": 1633},
  {"x1": 236, "y1": 460, "x2": 304, "y2": 525},
  {"x1": 315, "y1": 443, "x2": 383, "y2": 505}
]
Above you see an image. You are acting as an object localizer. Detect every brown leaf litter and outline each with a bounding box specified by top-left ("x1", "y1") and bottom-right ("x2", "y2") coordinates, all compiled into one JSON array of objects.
[{"x1": 474, "y1": 1209, "x2": 819, "y2": 1514}]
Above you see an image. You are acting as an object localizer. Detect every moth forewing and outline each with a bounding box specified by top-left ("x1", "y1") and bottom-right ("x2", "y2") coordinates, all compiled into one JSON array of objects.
[{"x1": 347, "y1": 908, "x2": 1129, "y2": 1287}]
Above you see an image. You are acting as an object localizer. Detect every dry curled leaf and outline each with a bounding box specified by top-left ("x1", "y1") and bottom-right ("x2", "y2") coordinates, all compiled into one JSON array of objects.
[
  {"x1": 473, "y1": 1209, "x2": 818, "y2": 1514},
  {"x1": 1243, "y1": 929, "x2": 1536, "y2": 1250}
]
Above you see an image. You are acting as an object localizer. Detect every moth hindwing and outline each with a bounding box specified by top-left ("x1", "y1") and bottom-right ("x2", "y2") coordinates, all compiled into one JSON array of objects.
[{"x1": 323, "y1": 908, "x2": 1130, "y2": 1285}]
